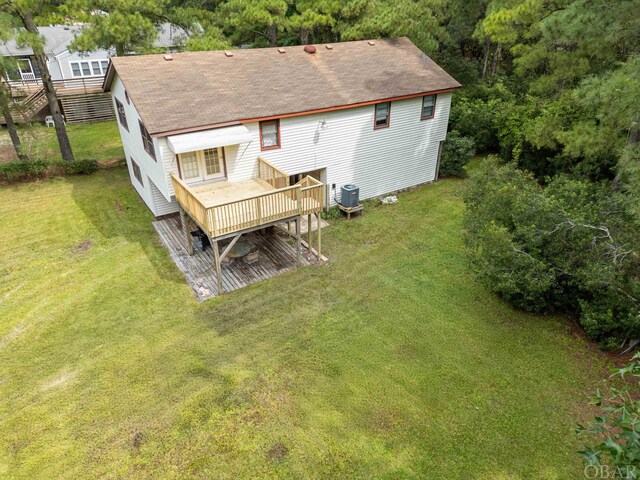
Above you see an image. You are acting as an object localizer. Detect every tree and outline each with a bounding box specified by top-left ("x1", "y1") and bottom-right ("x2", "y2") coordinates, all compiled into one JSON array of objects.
[
  {"x1": 0, "y1": 82, "x2": 27, "y2": 161},
  {"x1": 0, "y1": 14, "x2": 27, "y2": 160},
  {"x1": 2, "y1": 0, "x2": 74, "y2": 161},
  {"x1": 67, "y1": 0, "x2": 190, "y2": 56},
  {"x1": 218, "y1": 0, "x2": 290, "y2": 47},
  {"x1": 338, "y1": 0, "x2": 445, "y2": 55},
  {"x1": 286, "y1": 0, "x2": 339, "y2": 44}
]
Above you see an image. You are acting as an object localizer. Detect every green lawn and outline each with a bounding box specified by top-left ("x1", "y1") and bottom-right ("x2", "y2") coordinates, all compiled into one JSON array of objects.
[
  {"x1": 0, "y1": 167, "x2": 610, "y2": 479},
  {"x1": 0, "y1": 121, "x2": 123, "y2": 162}
]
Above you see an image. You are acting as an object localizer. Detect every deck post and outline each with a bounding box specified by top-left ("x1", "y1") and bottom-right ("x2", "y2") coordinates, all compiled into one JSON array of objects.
[
  {"x1": 307, "y1": 214, "x2": 312, "y2": 251},
  {"x1": 212, "y1": 238, "x2": 223, "y2": 294},
  {"x1": 179, "y1": 206, "x2": 194, "y2": 256},
  {"x1": 296, "y1": 217, "x2": 302, "y2": 267},
  {"x1": 316, "y1": 212, "x2": 321, "y2": 259}
]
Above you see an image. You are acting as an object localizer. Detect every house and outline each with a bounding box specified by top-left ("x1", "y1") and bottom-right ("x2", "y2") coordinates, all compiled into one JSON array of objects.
[
  {"x1": 103, "y1": 37, "x2": 460, "y2": 295},
  {"x1": 0, "y1": 23, "x2": 190, "y2": 123}
]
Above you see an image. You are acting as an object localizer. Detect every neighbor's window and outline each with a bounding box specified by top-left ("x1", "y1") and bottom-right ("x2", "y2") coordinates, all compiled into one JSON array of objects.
[
  {"x1": 131, "y1": 158, "x2": 143, "y2": 186},
  {"x1": 139, "y1": 120, "x2": 156, "y2": 160},
  {"x1": 115, "y1": 98, "x2": 128, "y2": 131},
  {"x1": 421, "y1": 94, "x2": 436, "y2": 120},
  {"x1": 374, "y1": 102, "x2": 390, "y2": 129},
  {"x1": 260, "y1": 120, "x2": 280, "y2": 150},
  {"x1": 70, "y1": 59, "x2": 109, "y2": 78}
]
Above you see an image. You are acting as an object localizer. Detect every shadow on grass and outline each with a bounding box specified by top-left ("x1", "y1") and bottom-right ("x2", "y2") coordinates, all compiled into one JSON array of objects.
[{"x1": 69, "y1": 167, "x2": 179, "y2": 283}]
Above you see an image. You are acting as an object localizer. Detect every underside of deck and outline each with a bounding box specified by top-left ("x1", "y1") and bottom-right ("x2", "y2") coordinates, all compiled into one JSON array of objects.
[{"x1": 153, "y1": 216, "x2": 316, "y2": 300}]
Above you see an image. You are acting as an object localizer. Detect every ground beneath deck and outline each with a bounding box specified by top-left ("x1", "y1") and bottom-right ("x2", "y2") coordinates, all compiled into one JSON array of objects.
[{"x1": 153, "y1": 216, "x2": 317, "y2": 300}]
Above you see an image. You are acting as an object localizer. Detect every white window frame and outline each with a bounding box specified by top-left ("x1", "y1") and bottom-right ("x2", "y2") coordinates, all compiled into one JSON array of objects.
[
  {"x1": 70, "y1": 59, "x2": 109, "y2": 78},
  {"x1": 179, "y1": 148, "x2": 226, "y2": 183}
]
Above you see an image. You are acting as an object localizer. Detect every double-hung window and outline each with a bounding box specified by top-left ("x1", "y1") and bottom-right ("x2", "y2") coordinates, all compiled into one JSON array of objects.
[
  {"x1": 139, "y1": 120, "x2": 156, "y2": 160},
  {"x1": 374, "y1": 102, "x2": 390, "y2": 129},
  {"x1": 131, "y1": 158, "x2": 143, "y2": 186},
  {"x1": 115, "y1": 98, "x2": 128, "y2": 131},
  {"x1": 421, "y1": 95, "x2": 436, "y2": 120},
  {"x1": 70, "y1": 59, "x2": 109, "y2": 78},
  {"x1": 259, "y1": 120, "x2": 280, "y2": 150}
]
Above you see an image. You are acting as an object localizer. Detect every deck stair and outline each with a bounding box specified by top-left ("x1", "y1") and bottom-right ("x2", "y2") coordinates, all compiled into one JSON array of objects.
[
  {"x1": 10, "y1": 88, "x2": 48, "y2": 121},
  {"x1": 2, "y1": 77, "x2": 113, "y2": 124}
]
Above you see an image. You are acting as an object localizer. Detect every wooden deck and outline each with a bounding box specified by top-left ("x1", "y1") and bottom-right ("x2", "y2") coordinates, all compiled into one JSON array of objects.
[
  {"x1": 172, "y1": 157, "x2": 324, "y2": 239},
  {"x1": 190, "y1": 178, "x2": 274, "y2": 205},
  {"x1": 153, "y1": 215, "x2": 316, "y2": 300}
]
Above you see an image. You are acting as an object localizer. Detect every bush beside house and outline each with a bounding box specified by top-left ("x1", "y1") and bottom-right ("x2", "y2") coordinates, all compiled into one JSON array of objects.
[{"x1": 439, "y1": 131, "x2": 475, "y2": 177}]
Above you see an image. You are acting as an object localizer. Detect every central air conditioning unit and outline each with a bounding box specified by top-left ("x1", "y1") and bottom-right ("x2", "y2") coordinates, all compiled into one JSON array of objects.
[{"x1": 340, "y1": 184, "x2": 359, "y2": 208}]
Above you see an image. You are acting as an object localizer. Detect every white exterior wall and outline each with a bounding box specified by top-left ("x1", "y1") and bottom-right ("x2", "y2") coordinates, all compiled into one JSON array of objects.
[
  {"x1": 113, "y1": 82, "x2": 451, "y2": 216},
  {"x1": 225, "y1": 93, "x2": 451, "y2": 205},
  {"x1": 110, "y1": 74, "x2": 172, "y2": 216},
  {"x1": 56, "y1": 49, "x2": 110, "y2": 80}
]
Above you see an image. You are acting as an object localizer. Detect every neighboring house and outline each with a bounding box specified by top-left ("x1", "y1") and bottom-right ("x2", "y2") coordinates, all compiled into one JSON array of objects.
[
  {"x1": 104, "y1": 37, "x2": 461, "y2": 218},
  {"x1": 0, "y1": 23, "x2": 190, "y2": 124},
  {"x1": 0, "y1": 23, "x2": 190, "y2": 84}
]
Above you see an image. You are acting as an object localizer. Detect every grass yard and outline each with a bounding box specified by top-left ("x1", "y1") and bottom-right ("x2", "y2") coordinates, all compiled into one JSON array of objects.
[
  {"x1": 0, "y1": 121, "x2": 124, "y2": 163},
  {"x1": 0, "y1": 167, "x2": 611, "y2": 479}
]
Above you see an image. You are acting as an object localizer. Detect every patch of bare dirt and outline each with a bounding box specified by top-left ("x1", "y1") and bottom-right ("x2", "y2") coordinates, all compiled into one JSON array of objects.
[
  {"x1": 131, "y1": 431, "x2": 144, "y2": 451},
  {"x1": 75, "y1": 240, "x2": 93, "y2": 253},
  {"x1": 267, "y1": 442, "x2": 288, "y2": 461}
]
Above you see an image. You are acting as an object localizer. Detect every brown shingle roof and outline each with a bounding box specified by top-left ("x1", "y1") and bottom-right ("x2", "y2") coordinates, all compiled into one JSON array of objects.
[{"x1": 105, "y1": 37, "x2": 461, "y2": 136}]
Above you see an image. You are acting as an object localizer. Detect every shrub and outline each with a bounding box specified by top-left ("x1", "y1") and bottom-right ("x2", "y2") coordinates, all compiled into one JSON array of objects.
[
  {"x1": 0, "y1": 159, "x2": 49, "y2": 182},
  {"x1": 57, "y1": 159, "x2": 99, "y2": 175},
  {"x1": 0, "y1": 159, "x2": 99, "y2": 183},
  {"x1": 439, "y1": 131, "x2": 475, "y2": 177},
  {"x1": 449, "y1": 96, "x2": 500, "y2": 152},
  {"x1": 577, "y1": 354, "x2": 640, "y2": 475},
  {"x1": 463, "y1": 158, "x2": 640, "y2": 344}
]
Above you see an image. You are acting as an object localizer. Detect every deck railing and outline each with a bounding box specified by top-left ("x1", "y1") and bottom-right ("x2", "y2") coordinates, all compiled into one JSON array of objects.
[
  {"x1": 296, "y1": 176, "x2": 325, "y2": 215},
  {"x1": 171, "y1": 158, "x2": 324, "y2": 239},
  {"x1": 3, "y1": 76, "x2": 106, "y2": 97},
  {"x1": 258, "y1": 156, "x2": 289, "y2": 189}
]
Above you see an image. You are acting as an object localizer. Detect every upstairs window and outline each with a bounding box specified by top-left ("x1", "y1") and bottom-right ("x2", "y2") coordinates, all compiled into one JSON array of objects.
[
  {"x1": 70, "y1": 59, "x2": 109, "y2": 78},
  {"x1": 139, "y1": 120, "x2": 156, "y2": 160},
  {"x1": 374, "y1": 102, "x2": 390, "y2": 129},
  {"x1": 115, "y1": 98, "x2": 128, "y2": 131},
  {"x1": 421, "y1": 94, "x2": 436, "y2": 120},
  {"x1": 260, "y1": 120, "x2": 280, "y2": 150}
]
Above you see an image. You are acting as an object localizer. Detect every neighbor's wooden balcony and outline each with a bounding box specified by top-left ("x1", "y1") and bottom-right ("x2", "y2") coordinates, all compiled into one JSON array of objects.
[
  {"x1": 3, "y1": 76, "x2": 106, "y2": 98},
  {"x1": 171, "y1": 157, "x2": 324, "y2": 240}
]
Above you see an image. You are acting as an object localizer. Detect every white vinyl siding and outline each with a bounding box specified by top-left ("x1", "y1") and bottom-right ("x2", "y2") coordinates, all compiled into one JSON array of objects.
[
  {"x1": 225, "y1": 93, "x2": 452, "y2": 205},
  {"x1": 150, "y1": 179, "x2": 177, "y2": 216},
  {"x1": 114, "y1": 88, "x2": 452, "y2": 215},
  {"x1": 110, "y1": 74, "x2": 175, "y2": 216}
]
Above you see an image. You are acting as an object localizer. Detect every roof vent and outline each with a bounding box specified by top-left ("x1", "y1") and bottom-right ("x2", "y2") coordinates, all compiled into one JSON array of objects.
[
  {"x1": 303, "y1": 45, "x2": 317, "y2": 54},
  {"x1": 325, "y1": 45, "x2": 333, "y2": 50},
  {"x1": 278, "y1": 48, "x2": 286, "y2": 54},
  {"x1": 368, "y1": 40, "x2": 376, "y2": 46},
  {"x1": 163, "y1": 54, "x2": 173, "y2": 61},
  {"x1": 224, "y1": 51, "x2": 234, "y2": 57}
]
